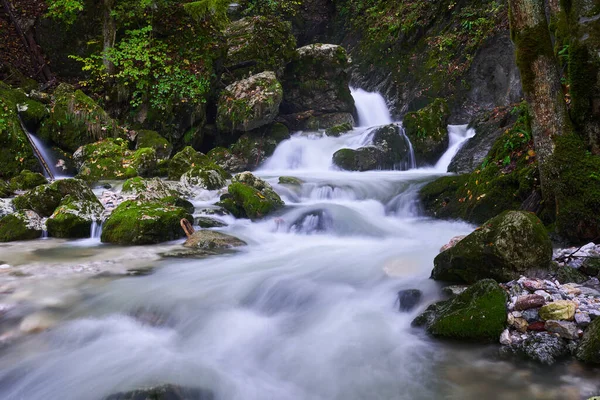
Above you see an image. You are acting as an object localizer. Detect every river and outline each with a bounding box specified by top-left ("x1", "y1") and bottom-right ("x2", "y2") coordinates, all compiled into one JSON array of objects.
[{"x1": 0, "y1": 90, "x2": 596, "y2": 399}]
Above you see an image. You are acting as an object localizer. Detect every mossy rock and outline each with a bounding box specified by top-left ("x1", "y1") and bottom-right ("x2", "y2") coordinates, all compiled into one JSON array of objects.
[
  {"x1": 168, "y1": 146, "x2": 208, "y2": 180},
  {"x1": 135, "y1": 130, "x2": 173, "y2": 160},
  {"x1": 13, "y1": 178, "x2": 96, "y2": 217},
  {"x1": 403, "y1": 98, "x2": 450, "y2": 165},
  {"x1": 278, "y1": 176, "x2": 303, "y2": 185},
  {"x1": 74, "y1": 138, "x2": 152, "y2": 182},
  {"x1": 581, "y1": 257, "x2": 600, "y2": 277},
  {"x1": 9, "y1": 170, "x2": 47, "y2": 192},
  {"x1": 38, "y1": 83, "x2": 119, "y2": 153},
  {"x1": 121, "y1": 177, "x2": 183, "y2": 202},
  {"x1": 305, "y1": 112, "x2": 354, "y2": 132},
  {"x1": 332, "y1": 147, "x2": 383, "y2": 171},
  {"x1": 101, "y1": 200, "x2": 193, "y2": 245},
  {"x1": 412, "y1": 279, "x2": 507, "y2": 341},
  {"x1": 576, "y1": 317, "x2": 600, "y2": 364},
  {"x1": 46, "y1": 195, "x2": 104, "y2": 239},
  {"x1": 218, "y1": 172, "x2": 284, "y2": 219},
  {"x1": 325, "y1": 122, "x2": 353, "y2": 137},
  {"x1": 181, "y1": 165, "x2": 228, "y2": 191},
  {"x1": 432, "y1": 211, "x2": 552, "y2": 283},
  {"x1": 0, "y1": 211, "x2": 43, "y2": 242},
  {"x1": 0, "y1": 82, "x2": 41, "y2": 178},
  {"x1": 216, "y1": 71, "x2": 283, "y2": 132},
  {"x1": 224, "y1": 16, "x2": 296, "y2": 81}
]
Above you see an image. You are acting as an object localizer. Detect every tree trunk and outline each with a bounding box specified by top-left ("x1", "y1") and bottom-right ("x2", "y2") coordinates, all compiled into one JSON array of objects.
[
  {"x1": 102, "y1": 0, "x2": 116, "y2": 75},
  {"x1": 508, "y1": 0, "x2": 571, "y2": 200}
]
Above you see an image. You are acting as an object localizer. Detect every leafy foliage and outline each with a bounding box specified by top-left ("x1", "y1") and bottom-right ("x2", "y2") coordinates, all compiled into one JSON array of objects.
[{"x1": 46, "y1": 0, "x2": 84, "y2": 25}]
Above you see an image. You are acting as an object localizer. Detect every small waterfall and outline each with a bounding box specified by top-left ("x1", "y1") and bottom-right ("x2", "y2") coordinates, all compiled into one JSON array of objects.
[
  {"x1": 399, "y1": 125, "x2": 417, "y2": 171},
  {"x1": 90, "y1": 220, "x2": 103, "y2": 240},
  {"x1": 18, "y1": 115, "x2": 70, "y2": 180},
  {"x1": 433, "y1": 124, "x2": 476, "y2": 172},
  {"x1": 350, "y1": 88, "x2": 393, "y2": 127}
]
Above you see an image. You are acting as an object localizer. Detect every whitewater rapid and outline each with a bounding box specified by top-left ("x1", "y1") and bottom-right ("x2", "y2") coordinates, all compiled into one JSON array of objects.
[{"x1": 0, "y1": 90, "x2": 588, "y2": 400}]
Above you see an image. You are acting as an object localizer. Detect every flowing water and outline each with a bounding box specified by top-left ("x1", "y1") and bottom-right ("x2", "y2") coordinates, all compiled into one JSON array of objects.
[
  {"x1": 0, "y1": 92, "x2": 598, "y2": 400},
  {"x1": 21, "y1": 122, "x2": 71, "y2": 180}
]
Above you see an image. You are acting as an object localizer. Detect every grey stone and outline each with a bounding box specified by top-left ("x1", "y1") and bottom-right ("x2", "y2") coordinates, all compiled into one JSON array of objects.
[{"x1": 545, "y1": 320, "x2": 579, "y2": 340}]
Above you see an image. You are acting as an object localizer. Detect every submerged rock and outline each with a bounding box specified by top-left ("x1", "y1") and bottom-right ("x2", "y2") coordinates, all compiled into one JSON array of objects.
[
  {"x1": 0, "y1": 210, "x2": 43, "y2": 242},
  {"x1": 104, "y1": 384, "x2": 214, "y2": 400},
  {"x1": 101, "y1": 200, "x2": 192, "y2": 245},
  {"x1": 432, "y1": 211, "x2": 552, "y2": 283},
  {"x1": 397, "y1": 289, "x2": 422, "y2": 312},
  {"x1": 184, "y1": 230, "x2": 246, "y2": 250},
  {"x1": 412, "y1": 279, "x2": 507, "y2": 341},
  {"x1": 218, "y1": 172, "x2": 284, "y2": 219},
  {"x1": 216, "y1": 71, "x2": 283, "y2": 133}
]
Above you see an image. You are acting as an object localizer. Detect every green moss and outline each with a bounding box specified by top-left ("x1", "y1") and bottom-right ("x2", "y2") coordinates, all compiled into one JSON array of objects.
[
  {"x1": 9, "y1": 170, "x2": 47, "y2": 191},
  {"x1": 46, "y1": 195, "x2": 103, "y2": 239},
  {"x1": 13, "y1": 178, "x2": 96, "y2": 217},
  {"x1": 325, "y1": 122, "x2": 353, "y2": 137},
  {"x1": 181, "y1": 165, "x2": 227, "y2": 190},
  {"x1": 168, "y1": 146, "x2": 208, "y2": 180},
  {"x1": 547, "y1": 133, "x2": 600, "y2": 243},
  {"x1": 403, "y1": 98, "x2": 450, "y2": 164},
  {"x1": 0, "y1": 181, "x2": 11, "y2": 197},
  {"x1": 101, "y1": 200, "x2": 193, "y2": 245},
  {"x1": 37, "y1": 84, "x2": 120, "y2": 152},
  {"x1": 511, "y1": 22, "x2": 556, "y2": 94},
  {"x1": 576, "y1": 317, "x2": 600, "y2": 364},
  {"x1": 279, "y1": 176, "x2": 303, "y2": 185},
  {"x1": 76, "y1": 138, "x2": 145, "y2": 182},
  {"x1": 223, "y1": 182, "x2": 278, "y2": 219},
  {"x1": 0, "y1": 213, "x2": 42, "y2": 242},
  {"x1": 413, "y1": 279, "x2": 507, "y2": 341},
  {"x1": 135, "y1": 130, "x2": 173, "y2": 160}
]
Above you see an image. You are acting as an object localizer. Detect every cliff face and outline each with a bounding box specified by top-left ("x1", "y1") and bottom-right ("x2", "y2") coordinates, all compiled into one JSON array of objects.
[{"x1": 331, "y1": 0, "x2": 522, "y2": 122}]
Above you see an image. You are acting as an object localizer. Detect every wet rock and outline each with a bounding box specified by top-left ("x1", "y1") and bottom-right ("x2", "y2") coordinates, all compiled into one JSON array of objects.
[
  {"x1": 575, "y1": 312, "x2": 592, "y2": 328},
  {"x1": 514, "y1": 294, "x2": 546, "y2": 311},
  {"x1": 180, "y1": 165, "x2": 228, "y2": 191},
  {"x1": 440, "y1": 235, "x2": 466, "y2": 252},
  {"x1": 521, "y1": 308, "x2": 540, "y2": 323},
  {"x1": 503, "y1": 332, "x2": 569, "y2": 365},
  {"x1": 46, "y1": 196, "x2": 104, "y2": 239},
  {"x1": 183, "y1": 230, "x2": 246, "y2": 250},
  {"x1": 432, "y1": 211, "x2": 552, "y2": 284},
  {"x1": 218, "y1": 172, "x2": 284, "y2": 219},
  {"x1": 403, "y1": 98, "x2": 450, "y2": 165},
  {"x1": 104, "y1": 384, "x2": 214, "y2": 400},
  {"x1": 545, "y1": 320, "x2": 579, "y2": 340},
  {"x1": 332, "y1": 147, "x2": 385, "y2": 171},
  {"x1": 0, "y1": 211, "x2": 43, "y2": 242},
  {"x1": 576, "y1": 317, "x2": 600, "y2": 364},
  {"x1": 217, "y1": 71, "x2": 283, "y2": 132},
  {"x1": 101, "y1": 200, "x2": 193, "y2": 245},
  {"x1": 539, "y1": 300, "x2": 576, "y2": 321},
  {"x1": 397, "y1": 289, "x2": 422, "y2": 312},
  {"x1": 135, "y1": 130, "x2": 173, "y2": 160},
  {"x1": 279, "y1": 176, "x2": 303, "y2": 186},
  {"x1": 500, "y1": 329, "x2": 512, "y2": 345},
  {"x1": 581, "y1": 257, "x2": 600, "y2": 277},
  {"x1": 441, "y1": 285, "x2": 469, "y2": 297},
  {"x1": 8, "y1": 170, "x2": 47, "y2": 192},
  {"x1": 13, "y1": 178, "x2": 97, "y2": 217},
  {"x1": 121, "y1": 177, "x2": 183, "y2": 202},
  {"x1": 167, "y1": 147, "x2": 208, "y2": 181},
  {"x1": 195, "y1": 217, "x2": 227, "y2": 228},
  {"x1": 412, "y1": 279, "x2": 507, "y2": 341},
  {"x1": 281, "y1": 44, "x2": 354, "y2": 115}
]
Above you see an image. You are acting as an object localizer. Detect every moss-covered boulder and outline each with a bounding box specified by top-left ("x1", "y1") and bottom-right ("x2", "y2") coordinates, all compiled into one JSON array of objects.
[
  {"x1": 216, "y1": 71, "x2": 283, "y2": 132},
  {"x1": 412, "y1": 279, "x2": 507, "y2": 341},
  {"x1": 332, "y1": 147, "x2": 383, "y2": 171},
  {"x1": 135, "y1": 130, "x2": 173, "y2": 160},
  {"x1": 224, "y1": 16, "x2": 296, "y2": 81},
  {"x1": 181, "y1": 165, "x2": 228, "y2": 191},
  {"x1": 0, "y1": 210, "x2": 43, "y2": 242},
  {"x1": 0, "y1": 82, "x2": 42, "y2": 178},
  {"x1": 325, "y1": 122, "x2": 353, "y2": 137},
  {"x1": 121, "y1": 177, "x2": 184, "y2": 202},
  {"x1": 218, "y1": 172, "x2": 284, "y2": 219},
  {"x1": 211, "y1": 123, "x2": 290, "y2": 173},
  {"x1": 432, "y1": 211, "x2": 552, "y2": 283},
  {"x1": 279, "y1": 176, "x2": 303, "y2": 185},
  {"x1": 281, "y1": 44, "x2": 354, "y2": 114},
  {"x1": 46, "y1": 196, "x2": 104, "y2": 238},
  {"x1": 9, "y1": 170, "x2": 47, "y2": 192},
  {"x1": 74, "y1": 138, "x2": 157, "y2": 182},
  {"x1": 183, "y1": 230, "x2": 246, "y2": 250},
  {"x1": 576, "y1": 317, "x2": 600, "y2": 364},
  {"x1": 13, "y1": 178, "x2": 96, "y2": 217},
  {"x1": 38, "y1": 83, "x2": 119, "y2": 153},
  {"x1": 167, "y1": 146, "x2": 208, "y2": 180},
  {"x1": 101, "y1": 200, "x2": 193, "y2": 245},
  {"x1": 403, "y1": 98, "x2": 450, "y2": 165}
]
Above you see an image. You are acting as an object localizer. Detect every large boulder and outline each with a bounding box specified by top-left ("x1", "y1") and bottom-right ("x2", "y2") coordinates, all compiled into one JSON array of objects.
[
  {"x1": 281, "y1": 44, "x2": 354, "y2": 114},
  {"x1": 46, "y1": 196, "x2": 104, "y2": 238},
  {"x1": 38, "y1": 83, "x2": 119, "y2": 153},
  {"x1": 403, "y1": 98, "x2": 450, "y2": 165},
  {"x1": 412, "y1": 279, "x2": 507, "y2": 341},
  {"x1": 432, "y1": 211, "x2": 552, "y2": 283},
  {"x1": 181, "y1": 165, "x2": 228, "y2": 191},
  {"x1": 576, "y1": 317, "x2": 600, "y2": 364},
  {"x1": 101, "y1": 200, "x2": 193, "y2": 245},
  {"x1": 9, "y1": 170, "x2": 47, "y2": 192},
  {"x1": 74, "y1": 138, "x2": 157, "y2": 182},
  {"x1": 135, "y1": 130, "x2": 173, "y2": 160},
  {"x1": 13, "y1": 178, "x2": 97, "y2": 217},
  {"x1": 0, "y1": 83, "x2": 43, "y2": 178},
  {"x1": 0, "y1": 210, "x2": 43, "y2": 242},
  {"x1": 332, "y1": 124, "x2": 410, "y2": 171},
  {"x1": 218, "y1": 172, "x2": 284, "y2": 219},
  {"x1": 216, "y1": 71, "x2": 283, "y2": 132},
  {"x1": 449, "y1": 106, "x2": 517, "y2": 174},
  {"x1": 122, "y1": 177, "x2": 183, "y2": 202},
  {"x1": 223, "y1": 16, "x2": 296, "y2": 81},
  {"x1": 168, "y1": 146, "x2": 208, "y2": 180}
]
